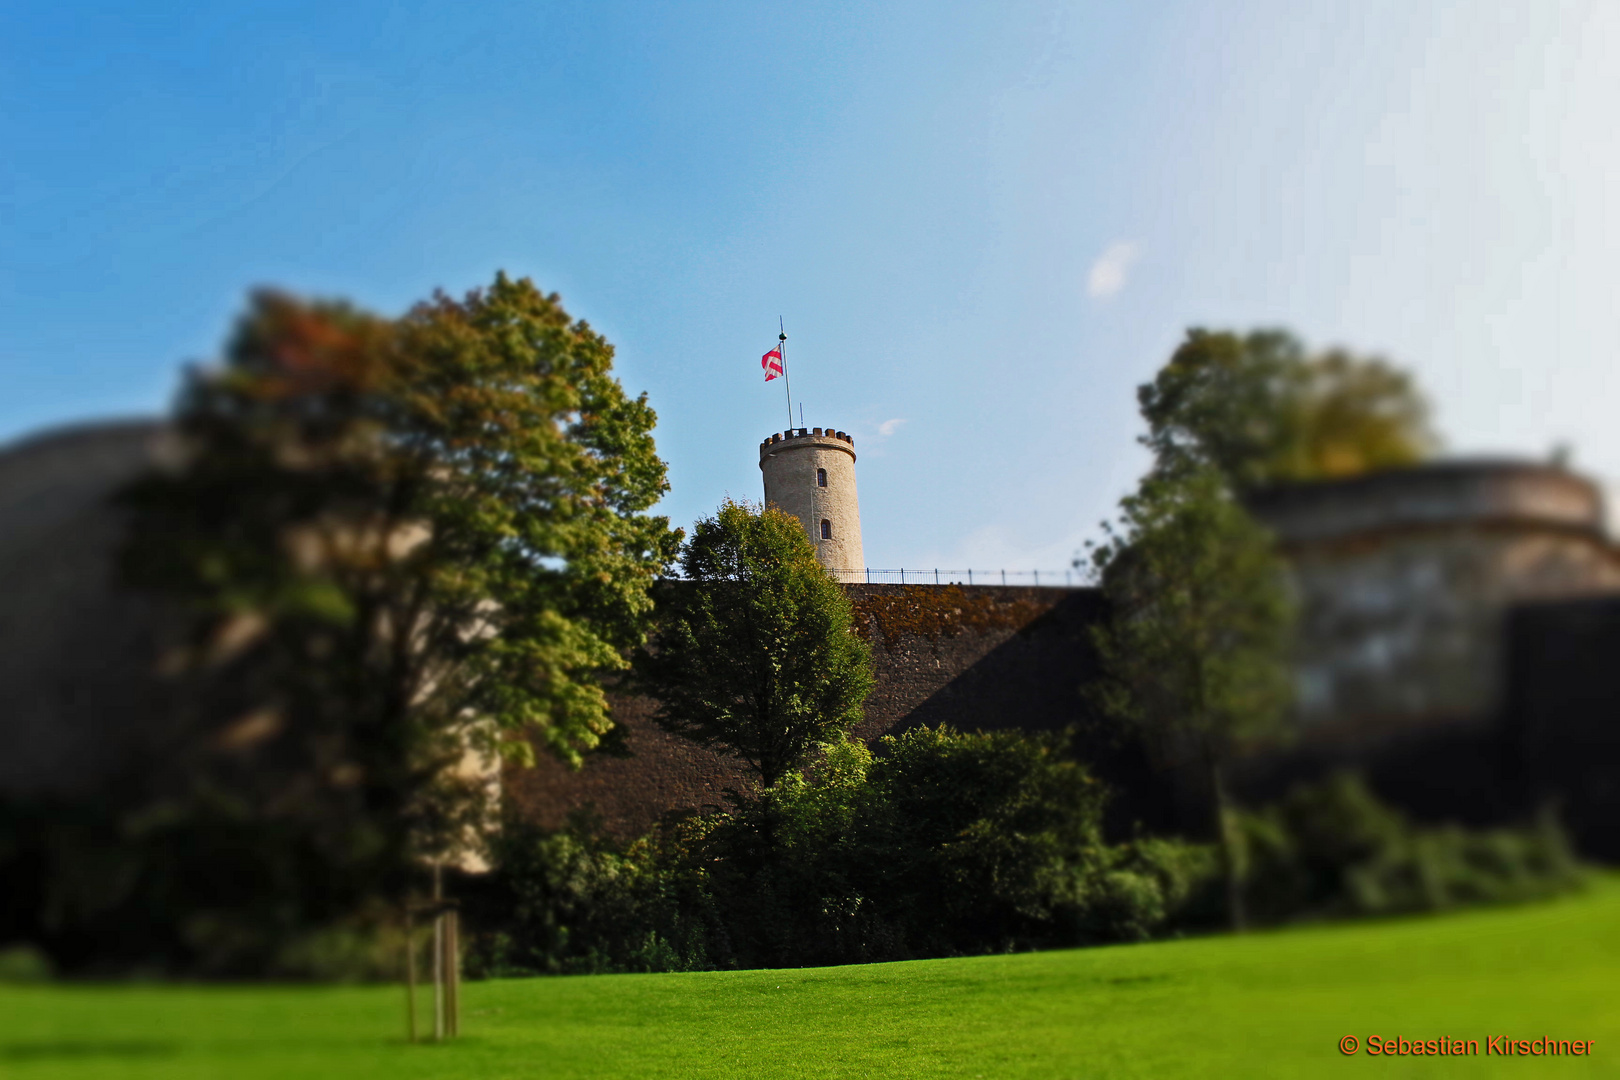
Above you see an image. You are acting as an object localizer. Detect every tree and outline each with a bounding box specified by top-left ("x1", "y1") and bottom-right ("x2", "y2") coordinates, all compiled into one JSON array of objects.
[
  {"x1": 118, "y1": 273, "x2": 679, "y2": 967},
  {"x1": 1138, "y1": 329, "x2": 1436, "y2": 493},
  {"x1": 635, "y1": 500, "x2": 874, "y2": 789},
  {"x1": 1292, "y1": 349, "x2": 1437, "y2": 480},
  {"x1": 1108, "y1": 324, "x2": 1434, "y2": 928},
  {"x1": 1086, "y1": 468, "x2": 1295, "y2": 930}
]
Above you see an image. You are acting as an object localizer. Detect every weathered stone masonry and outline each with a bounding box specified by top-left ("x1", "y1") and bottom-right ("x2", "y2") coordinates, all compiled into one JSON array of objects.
[
  {"x1": 2, "y1": 422, "x2": 1617, "y2": 857},
  {"x1": 505, "y1": 584, "x2": 1159, "y2": 838}
]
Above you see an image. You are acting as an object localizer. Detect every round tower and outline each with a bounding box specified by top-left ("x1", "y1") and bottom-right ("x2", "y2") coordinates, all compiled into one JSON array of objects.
[{"x1": 760, "y1": 427, "x2": 864, "y2": 581}]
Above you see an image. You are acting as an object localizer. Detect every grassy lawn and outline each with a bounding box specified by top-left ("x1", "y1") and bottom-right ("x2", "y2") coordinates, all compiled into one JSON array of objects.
[{"x1": 4, "y1": 876, "x2": 1617, "y2": 1079}]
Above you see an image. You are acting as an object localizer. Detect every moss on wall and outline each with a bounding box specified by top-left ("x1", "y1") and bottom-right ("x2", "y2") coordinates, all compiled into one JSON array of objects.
[{"x1": 849, "y1": 585, "x2": 1055, "y2": 653}]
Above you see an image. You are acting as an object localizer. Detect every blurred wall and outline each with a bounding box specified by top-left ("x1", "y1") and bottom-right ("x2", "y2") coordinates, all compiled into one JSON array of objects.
[
  {"x1": 1236, "y1": 461, "x2": 1620, "y2": 838},
  {"x1": 1, "y1": 422, "x2": 1615, "y2": 854},
  {"x1": 506, "y1": 586, "x2": 1172, "y2": 839},
  {"x1": 1503, "y1": 597, "x2": 1620, "y2": 859},
  {"x1": 1251, "y1": 461, "x2": 1620, "y2": 731},
  {"x1": 0, "y1": 420, "x2": 184, "y2": 799}
]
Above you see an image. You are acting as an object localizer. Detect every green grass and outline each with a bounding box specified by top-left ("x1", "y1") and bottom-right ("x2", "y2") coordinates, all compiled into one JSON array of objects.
[{"x1": 5, "y1": 877, "x2": 1618, "y2": 1079}]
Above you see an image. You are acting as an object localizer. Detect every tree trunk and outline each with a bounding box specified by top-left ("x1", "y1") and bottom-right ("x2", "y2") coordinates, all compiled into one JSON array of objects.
[
  {"x1": 757, "y1": 781, "x2": 777, "y2": 854},
  {"x1": 1207, "y1": 749, "x2": 1246, "y2": 932}
]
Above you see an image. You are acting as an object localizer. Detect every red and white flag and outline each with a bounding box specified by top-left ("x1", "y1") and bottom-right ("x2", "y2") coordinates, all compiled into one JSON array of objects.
[{"x1": 762, "y1": 347, "x2": 784, "y2": 382}]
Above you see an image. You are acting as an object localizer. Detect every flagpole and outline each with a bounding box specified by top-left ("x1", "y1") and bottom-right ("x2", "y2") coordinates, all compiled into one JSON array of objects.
[{"x1": 778, "y1": 317, "x2": 793, "y2": 430}]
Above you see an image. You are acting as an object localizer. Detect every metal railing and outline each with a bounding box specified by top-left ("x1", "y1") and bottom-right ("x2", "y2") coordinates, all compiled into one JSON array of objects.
[{"x1": 828, "y1": 568, "x2": 1080, "y2": 586}]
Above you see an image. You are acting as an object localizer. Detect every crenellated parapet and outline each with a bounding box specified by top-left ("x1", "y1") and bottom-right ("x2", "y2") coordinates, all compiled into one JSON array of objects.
[{"x1": 759, "y1": 427, "x2": 856, "y2": 461}]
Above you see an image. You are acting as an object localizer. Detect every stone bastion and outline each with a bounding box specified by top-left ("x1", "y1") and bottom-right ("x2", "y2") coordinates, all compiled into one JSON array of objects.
[{"x1": 2, "y1": 423, "x2": 1617, "y2": 853}]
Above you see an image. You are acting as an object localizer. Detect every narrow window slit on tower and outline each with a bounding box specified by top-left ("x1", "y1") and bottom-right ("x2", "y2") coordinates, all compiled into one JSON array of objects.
[
  {"x1": 820, "y1": 519, "x2": 832, "y2": 540},
  {"x1": 817, "y1": 468, "x2": 827, "y2": 487}
]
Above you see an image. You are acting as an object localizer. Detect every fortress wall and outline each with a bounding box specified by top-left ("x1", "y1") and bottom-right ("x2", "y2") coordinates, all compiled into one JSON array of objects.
[
  {"x1": 4, "y1": 422, "x2": 1617, "y2": 851},
  {"x1": 503, "y1": 690, "x2": 757, "y2": 836},
  {"x1": 0, "y1": 422, "x2": 187, "y2": 799},
  {"x1": 1253, "y1": 462, "x2": 1620, "y2": 733},
  {"x1": 1285, "y1": 525, "x2": 1620, "y2": 730},
  {"x1": 1504, "y1": 597, "x2": 1620, "y2": 859},
  {"x1": 846, "y1": 584, "x2": 1103, "y2": 737},
  {"x1": 1234, "y1": 462, "x2": 1620, "y2": 836},
  {"x1": 504, "y1": 585, "x2": 1151, "y2": 838},
  {"x1": 1251, "y1": 460, "x2": 1607, "y2": 546}
]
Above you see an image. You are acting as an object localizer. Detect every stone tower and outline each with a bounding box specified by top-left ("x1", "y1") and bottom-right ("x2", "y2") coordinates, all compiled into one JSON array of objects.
[{"x1": 759, "y1": 427, "x2": 864, "y2": 581}]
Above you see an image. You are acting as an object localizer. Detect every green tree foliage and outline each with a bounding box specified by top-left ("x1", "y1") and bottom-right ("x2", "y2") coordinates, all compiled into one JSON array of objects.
[
  {"x1": 1237, "y1": 773, "x2": 1583, "y2": 923},
  {"x1": 789, "y1": 728, "x2": 1206, "y2": 961},
  {"x1": 1138, "y1": 328, "x2": 1436, "y2": 492},
  {"x1": 1087, "y1": 323, "x2": 1427, "y2": 928},
  {"x1": 464, "y1": 743, "x2": 1583, "y2": 975},
  {"x1": 635, "y1": 500, "x2": 874, "y2": 788},
  {"x1": 111, "y1": 273, "x2": 679, "y2": 970},
  {"x1": 470, "y1": 728, "x2": 1215, "y2": 972},
  {"x1": 1294, "y1": 349, "x2": 1437, "y2": 479},
  {"x1": 463, "y1": 809, "x2": 719, "y2": 976},
  {"x1": 1086, "y1": 468, "x2": 1295, "y2": 929},
  {"x1": 1088, "y1": 470, "x2": 1295, "y2": 749}
]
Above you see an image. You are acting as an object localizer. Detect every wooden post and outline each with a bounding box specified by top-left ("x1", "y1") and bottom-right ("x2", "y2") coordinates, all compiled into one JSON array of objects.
[
  {"x1": 404, "y1": 909, "x2": 417, "y2": 1044},
  {"x1": 445, "y1": 911, "x2": 460, "y2": 1037},
  {"x1": 432, "y1": 865, "x2": 445, "y2": 1041}
]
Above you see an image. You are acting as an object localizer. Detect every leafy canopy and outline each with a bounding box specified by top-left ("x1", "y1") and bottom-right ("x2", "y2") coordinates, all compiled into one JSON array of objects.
[
  {"x1": 1087, "y1": 468, "x2": 1295, "y2": 756},
  {"x1": 123, "y1": 272, "x2": 679, "y2": 883},
  {"x1": 1086, "y1": 466, "x2": 1295, "y2": 930},
  {"x1": 635, "y1": 500, "x2": 874, "y2": 787},
  {"x1": 1139, "y1": 328, "x2": 1436, "y2": 492},
  {"x1": 690, "y1": 726, "x2": 1200, "y2": 967},
  {"x1": 1116, "y1": 324, "x2": 1430, "y2": 746}
]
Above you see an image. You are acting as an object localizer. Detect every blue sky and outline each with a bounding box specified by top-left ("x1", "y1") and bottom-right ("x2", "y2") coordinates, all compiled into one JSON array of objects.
[{"x1": 5, "y1": 1, "x2": 1619, "y2": 571}]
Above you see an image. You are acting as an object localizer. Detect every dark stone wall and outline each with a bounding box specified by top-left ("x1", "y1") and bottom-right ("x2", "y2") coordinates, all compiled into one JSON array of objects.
[
  {"x1": 505, "y1": 585, "x2": 1172, "y2": 839},
  {"x1": 0, "y1": 421, "x2": 189, "y2": 799},
  {"x1": 2, "y1": 422, "x2": 1613, "y2": 856},
  {"x1": 1502, "y1": 598, "x2": 1620, "y2": 860},
  {"x1": 504, "y1": 690, "x2": 757, "y2": 836},
  {"x1": 848, "y1": 584, "x2": 1104, "y2": 738},
  {"x1": 1229, "y1": 719, "x2": 1510, "y2": 831},
  {"x1": 508, "y1": 579, "x2": 1620, "y2": 849}
]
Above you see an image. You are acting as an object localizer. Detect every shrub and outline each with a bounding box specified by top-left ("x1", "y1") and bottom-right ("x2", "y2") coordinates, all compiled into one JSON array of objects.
[
  {"x1": 0, "y1": 944, "x2": 53, "y2": 983},
  {"x1": 1239, "y1": 772, "x2": 1583, "y2": 923},
  {"x1": 464, "y1": 756, "x2": 1583, "y2": 977},
  {"x1": 683, "y1": 728, "x2": 1211, "y2": 967},
  {"x1": 462, "y1": 810, "x2": 722, "y2": 976},
  {"x1": 468, "y1": 729, "x2": 1215, "y2": 973}
]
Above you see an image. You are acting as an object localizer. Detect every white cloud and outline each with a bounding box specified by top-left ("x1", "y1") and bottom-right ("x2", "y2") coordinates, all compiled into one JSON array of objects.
[
  {"x1": 877, "y1": 418, "x2": 907, "y2": 437},
  {"x1": 1086, "y1": 241, "x2": 1140, "y2": 299}
]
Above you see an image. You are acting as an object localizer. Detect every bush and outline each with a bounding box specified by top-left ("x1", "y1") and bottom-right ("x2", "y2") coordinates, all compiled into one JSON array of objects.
[
  {"x1": 462, "y1": 810, "x2": 722, "y2": 976},
  {"x1": 457, "y1": 757, "x2": 1585, "y2": 978},
  {"x1": 1238, "y1": 772, "x2": 1583, "y2": 923},
  {"x1": 473, "y1": 729, "x2": 1214, "y2": 973},
  {"x1": 0, "y1": 944, "x2": 53, "y2": 983},
  {"x1": 0, "y1": 793, "x2": 430, "y2": 979},
  {"x1": 841, "y1": 726, "x2": 1190, "y2": 958}
]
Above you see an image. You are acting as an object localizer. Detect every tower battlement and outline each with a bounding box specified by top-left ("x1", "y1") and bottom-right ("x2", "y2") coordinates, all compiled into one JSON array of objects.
[
  {"x1": 759, "y1": 427, "x2": 863, "y2": 580},
  {"x1": 759, "y1": 427, "x2": 855, "y2": 456}
]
